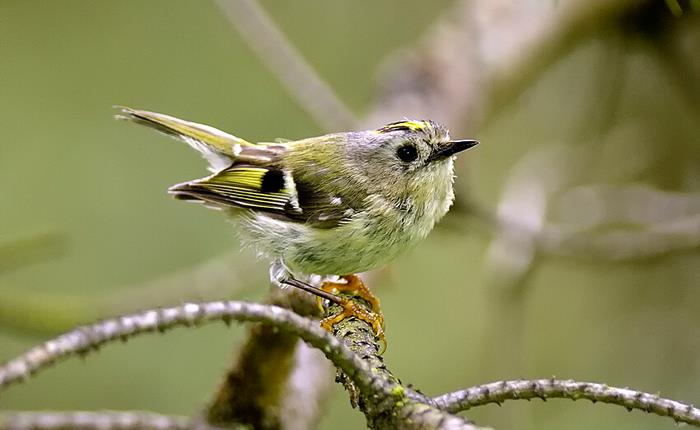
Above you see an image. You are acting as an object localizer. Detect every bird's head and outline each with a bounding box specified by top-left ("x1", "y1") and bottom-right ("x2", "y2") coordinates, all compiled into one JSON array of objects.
[{"x1": 341, "y1": 120, "x2": 478, "y2": 204}]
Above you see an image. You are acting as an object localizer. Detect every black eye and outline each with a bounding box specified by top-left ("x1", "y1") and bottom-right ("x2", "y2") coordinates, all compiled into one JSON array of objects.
[{"x1": 396, "y1": 144, "x2": 418, "y2": 162}]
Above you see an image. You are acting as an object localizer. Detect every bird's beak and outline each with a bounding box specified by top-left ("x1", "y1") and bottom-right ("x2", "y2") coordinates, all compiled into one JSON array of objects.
[{"x1": 427, "y1": 139, "x2": 479, "y2": 162}]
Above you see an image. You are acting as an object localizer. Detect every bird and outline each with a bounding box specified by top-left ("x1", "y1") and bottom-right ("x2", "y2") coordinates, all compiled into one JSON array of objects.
[{"x1": 117, "y1": 107, "x2": 478, "y2": 339}]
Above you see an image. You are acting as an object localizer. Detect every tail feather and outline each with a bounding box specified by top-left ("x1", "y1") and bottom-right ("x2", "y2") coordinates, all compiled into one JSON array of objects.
[{"x1": 115, "y1": 106, "x2": 252, "y2": 172}]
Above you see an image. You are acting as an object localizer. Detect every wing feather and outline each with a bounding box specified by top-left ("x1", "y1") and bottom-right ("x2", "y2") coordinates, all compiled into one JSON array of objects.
[
  {"x1": 170, "y1": 165, "x2": 354, "y2": 228},
  {"x1": 169, "y1": 165, "x2": 300, "y2": 215},
  {"x1": 291, "y1": 178, "x2": 355, "y2": 228},
  {"x1": 116, "y1": 107, "x2": 355, "y2": 228}
]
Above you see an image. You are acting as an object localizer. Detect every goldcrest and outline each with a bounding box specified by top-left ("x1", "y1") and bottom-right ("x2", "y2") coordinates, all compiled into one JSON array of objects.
[{"x1": 117, "y1": 108, "x2": 478, "y2": 286}]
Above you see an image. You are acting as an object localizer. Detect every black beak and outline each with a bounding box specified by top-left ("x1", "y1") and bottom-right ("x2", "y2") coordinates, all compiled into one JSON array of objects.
[{"x1": 427, "y1": 139, "x2": 479, "y2": 162}]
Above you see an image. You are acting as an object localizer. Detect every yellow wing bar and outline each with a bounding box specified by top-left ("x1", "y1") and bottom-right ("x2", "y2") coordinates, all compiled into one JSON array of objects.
[{"x1": 169, "y1": 165, "x2": 297, "y2": 214}]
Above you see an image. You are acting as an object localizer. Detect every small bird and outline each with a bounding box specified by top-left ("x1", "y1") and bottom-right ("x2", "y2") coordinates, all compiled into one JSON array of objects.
[{"x1": 117, "y1": 108, "x2": 478, "y2": 337}]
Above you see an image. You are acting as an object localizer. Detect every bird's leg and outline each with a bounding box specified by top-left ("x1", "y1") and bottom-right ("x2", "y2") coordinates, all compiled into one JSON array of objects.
[
  {"x1": 270, "y1": 259, "x2": 343, "y2": 305},
  {"x1": 318, "y1": 275, "x2": 385, "y2": 350},
  {"x1": 269, "y1": 259, "x2": 293, "y2": 289},
  {"x1": 271, "y1": 261, "x2": 385, "y2": 351}
]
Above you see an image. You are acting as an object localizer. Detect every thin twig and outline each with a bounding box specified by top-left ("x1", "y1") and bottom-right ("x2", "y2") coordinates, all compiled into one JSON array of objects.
[
  {"x1": 213, "y1": 0, "x2": 358, "y2": 131},
  {"x1": 433, "y1": 379, "x2": 700, "y2": 427},
  {"x1": 0, "y1": 411, "x2": 194, "y2": 430}
]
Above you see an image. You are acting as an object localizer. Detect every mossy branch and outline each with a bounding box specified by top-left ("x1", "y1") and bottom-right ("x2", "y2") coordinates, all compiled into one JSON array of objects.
[
  {"x1": 433, "y1": 379, "x2": 700, "y2": 427},
  {"x1": 322, "y1": 291, "x2": 481, "y2": 430}
]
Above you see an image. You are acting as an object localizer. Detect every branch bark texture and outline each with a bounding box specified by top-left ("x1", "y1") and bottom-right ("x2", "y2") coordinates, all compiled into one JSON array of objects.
[
  {"x1": 0, "y1": 411, "x2": 192, "y2": 430},
  {"x1": 433, "y1": 379, "x2": 700, "y2": 427},
  {"x1": 0, "y1": 301, "x2": 377, "y2": 398},
  {"x1": 0, "y1": 298, "x2": 482, "y2": 430},
  {"x1": 322, "y1": 292, "x2": 482, "y2": 430}
]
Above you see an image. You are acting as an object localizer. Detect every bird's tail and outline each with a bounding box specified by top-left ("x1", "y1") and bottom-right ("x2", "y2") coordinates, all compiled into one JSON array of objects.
[{"x1": 115, "y1": 106, "x2": 253, "y2": 172}]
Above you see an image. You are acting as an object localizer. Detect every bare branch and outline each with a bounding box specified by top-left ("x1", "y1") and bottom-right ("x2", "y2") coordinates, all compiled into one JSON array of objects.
[
  {"x1": 433, "y1": 379, "x2": 700, "y2": 427},
  {"x1": 0, "y1": 411, "x2": 193, "y2": 430},
  {"x1": 0, "y1": 301, "x2": 387, "y2": 402},
  {"x1": 0, "y1": 298, "x2": 478, "y2": 429},
  {"x1": 213, "y1": 0, "x2": 358, "y2": 131}
]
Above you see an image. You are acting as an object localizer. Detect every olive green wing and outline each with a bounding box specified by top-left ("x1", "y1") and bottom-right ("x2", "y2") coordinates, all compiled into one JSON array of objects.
[
  {"x1": 117, "y1": 108, "x2": 354, "y2": 226},
  {"x1": 170, "y1": 164, "x2": 355, "y2": 227},
  {"x1": 116, "y1": 107, "x2": 286, "y2": 171}
]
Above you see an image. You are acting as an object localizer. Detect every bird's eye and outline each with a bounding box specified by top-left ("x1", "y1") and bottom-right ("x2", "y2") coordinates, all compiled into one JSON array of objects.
[{"x1": 396, "y1": 144, "x2": 418, "y2": 162}]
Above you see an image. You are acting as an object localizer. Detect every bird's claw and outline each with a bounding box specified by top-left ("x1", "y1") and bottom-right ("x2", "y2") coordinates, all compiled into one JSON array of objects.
[{"x1": 317, "y1": 274, "x2": 386, "y2": 353}]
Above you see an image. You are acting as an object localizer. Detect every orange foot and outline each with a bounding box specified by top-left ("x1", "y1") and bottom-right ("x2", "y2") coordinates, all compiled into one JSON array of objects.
[{"x1": 318, "y1": 275, "x2": 386, "y2": 352}]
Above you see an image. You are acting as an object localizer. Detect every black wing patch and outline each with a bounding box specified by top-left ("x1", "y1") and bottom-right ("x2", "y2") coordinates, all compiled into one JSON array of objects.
[
  {"x1": 170, "y1": 165, "x2": 355, "y2": 228},
  {"x1": 291, "y1": 178, "x2": 354, "y2": 228},
  {"x1": 169, "y1": 165, "x2": 300, "y2": 215}
]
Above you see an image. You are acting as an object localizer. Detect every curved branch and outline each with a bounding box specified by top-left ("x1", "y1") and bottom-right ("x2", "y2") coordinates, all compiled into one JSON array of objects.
[
  {"x1": 0, "y1": 411, "x2": 192, "y2": 430},
  {"x1": 0, "y1": 301, "x2": 384, "y2": 400},
  {"x1": 0, "y1": 299, "x2": 481, "y2": 429},
  {"x1": 433, "y1": 379, "x2": 700, "y2": 427}
]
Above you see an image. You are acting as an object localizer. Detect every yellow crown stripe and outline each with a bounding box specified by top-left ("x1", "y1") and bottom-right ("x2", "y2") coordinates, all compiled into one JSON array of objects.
[
  {"x1": 399, "y1": 120, "x2": 428, "y2": 131},
  {"x1": 377, "y1": 120, "x2": 429, "y2": 133}
]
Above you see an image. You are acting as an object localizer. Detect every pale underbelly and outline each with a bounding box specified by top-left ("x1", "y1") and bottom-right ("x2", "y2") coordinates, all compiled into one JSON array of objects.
[{"x1": 237, "y1": 211, "x2": 432, "y2": 276}]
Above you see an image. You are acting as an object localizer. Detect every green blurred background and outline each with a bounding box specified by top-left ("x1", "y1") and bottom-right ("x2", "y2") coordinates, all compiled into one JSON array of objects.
[{"x1": 1, "y1": 1, "x2": 699, "y2": 429}]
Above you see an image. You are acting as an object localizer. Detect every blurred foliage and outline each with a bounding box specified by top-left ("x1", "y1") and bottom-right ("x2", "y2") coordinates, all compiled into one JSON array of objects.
[{"x1": 1, "y1": 1, "x2": 698, "y2": 429}]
